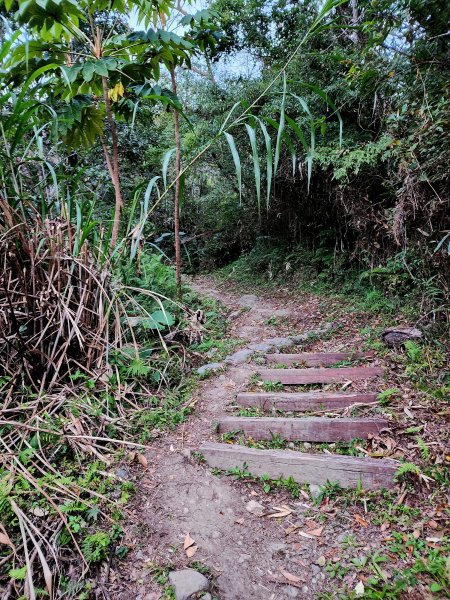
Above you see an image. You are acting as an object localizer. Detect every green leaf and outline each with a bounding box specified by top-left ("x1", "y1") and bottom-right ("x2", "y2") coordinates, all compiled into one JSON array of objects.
[
  {"x1": 224, "y1": 132, "x2": 242, "y2": 205},
  {"x1": 258, "y1": 119, "x2": 273, "y2": 212},
  {"x1": 94, "y1": 60, "x2": 109, "y2": 77},
  {"x1": 162, "y1": 148, "x2": 176, "y2": 191},
  {"x1": 144, "y1": 309, "x2": 175, "y2": 330},
  {"x1": 82, "y1": 61, "x2": 95, "y2": 83},
  {"x1": 9, "y1": 566, "x2": 27, "y2": 581},
  {"x1": 245, "y1": 124, "x2": 261, "y2": 216},
  {"x1": 274, "y1": 73, "x2": 286, "y2": 177}
]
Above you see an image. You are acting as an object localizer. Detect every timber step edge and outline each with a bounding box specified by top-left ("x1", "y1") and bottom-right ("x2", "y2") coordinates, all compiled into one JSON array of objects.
[
  {"x1": 236, "y1": 391, "x2": 379, "y2": 411},
  {"x1": 265, "y1": 351, "x2": 374, "y2": 366},
  {"x1": 218, "y1": 416, "x2": 389, "y2": 442},
  {"x1": 258, "y1": 366, "x2": 384, "y2": 385},
  {"x1": 200, "y1": 442, "x2": 399, "y2": 490}
]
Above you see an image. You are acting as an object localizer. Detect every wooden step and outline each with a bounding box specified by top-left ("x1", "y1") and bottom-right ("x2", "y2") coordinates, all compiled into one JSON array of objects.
[
  {"x1": 218, "y1": 416, "x2": 389, "y2": 442},
  {"x1": 237, "y1": 391, "x2": 378, "y2": 411},
  {"x1": 200, "y1": 442, "x2": 399, "y2": 489},
  {"x1": 258, "y1": 366, "x2": 384, "y2": 385},
  {"x1": 266, "y1": 352, "x2": 373, "y2": 366}
]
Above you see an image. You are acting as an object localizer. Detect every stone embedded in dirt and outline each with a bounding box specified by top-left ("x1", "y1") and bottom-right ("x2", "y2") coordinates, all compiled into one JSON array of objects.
[
  {"x1": 238, "y1": 294, "x2": 259, "y2": 307},
  {"x1": 197, "y1": 362, "x2": 223, "y2": 376},
  {"x1": 290, "y1": 333, "x2": 309, "y2": 343},
  {"x1": 247, "y1": 342, "x2": 274, "y2": 352},
  {"x1": 168, "y1": 569, "x2": 210, "y2": 600},
  {"x1": 315, "y1": 556, "x2": 326, "y2": 567},
  {"x1": 309, "y1": 484, "x2": 321, "y2": 500},
  {"x1": 268, "y1": 542, "x2": 288, "y2": 558},
  {"x1": 263, "y1": 337, "x2": 294, "y2": 348},
  {"x1": 224, "y1": 348, "x2": 254, "y2": 365},
  {"x1": 228, "y1": 310, "x2": 242, "y2": 320},
  {"x1": 381, "y1": 326, "x2": 422, "y2": 346},
  {"x1": 115, "y1": 467, "x2": 130, "y2": 480},
  {"x1": 246, "y1": 499, "x2": 265, "y2": 516},
  {"x1": 274, "y1": 308, "x2": 292, "y2": 317}
]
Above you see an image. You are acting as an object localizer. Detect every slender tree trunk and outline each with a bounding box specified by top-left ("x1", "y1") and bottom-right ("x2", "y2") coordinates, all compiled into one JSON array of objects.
[
  {"x1": 170, "y1": 64, "x2": 182, "y2": 300},
  {"x1": 101, "y1": 76, "x2": 123, "y2": 251},
  {"x1": 350, "y1": 0, "x2": 360, "y2": 44}
]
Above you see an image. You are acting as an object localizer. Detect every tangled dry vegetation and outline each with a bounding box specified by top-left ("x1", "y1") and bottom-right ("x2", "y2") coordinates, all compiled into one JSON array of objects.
[{"x1": 0, "y1": 201, "x2": 185, "y2": 598}]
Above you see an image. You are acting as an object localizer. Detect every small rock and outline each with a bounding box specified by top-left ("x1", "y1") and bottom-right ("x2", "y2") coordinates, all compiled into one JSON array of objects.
[
  {"x1": 274, "y1": 308, "x2": 291, "y2": 317},
  {"x1": 180, "y1": 448, "x2": 192, "y2": 460},
  {"x1": 285, "y1": 587, "x2": 299, "y2": 598},
  {"x1": 224, "y1": 348, "x2": 254, "y2": 365},
  {"x1": 238, "y1": 553, "x2": 251, "y2": 563},
  {"x1": 228, "y1": 310, "x2": 242, "y2": 320},
  {"x1": 115, "y1": 467, "x2": 130, "y2": 480},
  {"x1": 311, "y1": 565, "x2": 320, "y2": 576},
  {"x1": 248, "y1": 342, "x2": 273, "y2": 352},
  {"x1": 315, "y1": 556, "x2": 326, "y2": 567},
  {"x1": 246, "y1": 500, "x2": 265, "y2": 516},
  {"x1": 268, "y1": 542, "x2": 287, "y2": 557},
  {"x1": 290, "y1": 333, "x2": 309, "y2": 343},
  {"x1": 202, "y1": 595, "x2": 212, "y2": 600},
  {"x1": 381, "y1": 326, "x2": 422, "y2": 347},
  {"x1": 168, "y1": 569, "x2": 210, "y2": 600},
  {"x1": 302, "y1": 586, "x2": 309, "y2": 595},
  {"x1": 263, "y1": 337, "x2": 294, "y2": 348},
  {"x1": 197, "y1": 362, "x2": 223, "y2": 376},
  {"x1": 309, "y1": 484, "x2": 321, "y2": 499},
  {"x1": 303, "y1": 442, "x2": 312, "y2": 450}
]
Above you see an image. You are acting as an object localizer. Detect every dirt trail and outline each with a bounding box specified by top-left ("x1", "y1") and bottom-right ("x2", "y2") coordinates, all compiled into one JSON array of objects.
[{"x1": 116, "y1": 277, "x2": 357, "y2": 600}]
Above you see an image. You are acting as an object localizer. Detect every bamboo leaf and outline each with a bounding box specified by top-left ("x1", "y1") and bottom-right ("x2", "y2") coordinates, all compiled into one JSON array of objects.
[
  {"x1": 274, "y1": 73, "x2": 287, "y2": 177},
  {"x1": 162, "y1": 148, "x2": 176, "y2": 191},
  {"x1": 258, "y1": 119, "x2": 273, "y2": 212},
  {"x1": 224, "y1": 131, "x2": 242, "y2": 205},
  {"x1": 245, "y1": 124, "x2": 261, "y2": 216}
]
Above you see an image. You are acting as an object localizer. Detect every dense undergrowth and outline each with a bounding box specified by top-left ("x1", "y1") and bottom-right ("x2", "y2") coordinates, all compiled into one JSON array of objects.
[{"x1": 216, "y1": 239, "x2": 449, "y2": 327}]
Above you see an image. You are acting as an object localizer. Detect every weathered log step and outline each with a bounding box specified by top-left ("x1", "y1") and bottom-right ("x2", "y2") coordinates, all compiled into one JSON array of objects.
[
  {"x1": 258, "y1": 366, "x2": 384, "y2": 385},
  {"x1": 200, "y1": 442, "x2": 398, "y2": 489},
  {"x1": 265, "y1": 352, "x2": 373, "y2": 366},
  {"x1": 218, "y1": 416, "x2": 389, "y2": 442},
  {"x1": 237, "y1": 391, "x2": 378, "y2": 411}
]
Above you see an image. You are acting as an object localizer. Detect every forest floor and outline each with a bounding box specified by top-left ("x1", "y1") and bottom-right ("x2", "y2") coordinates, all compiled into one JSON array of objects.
[{"x1": 115, "y1": 275, "x2": 449, "y2": 600}]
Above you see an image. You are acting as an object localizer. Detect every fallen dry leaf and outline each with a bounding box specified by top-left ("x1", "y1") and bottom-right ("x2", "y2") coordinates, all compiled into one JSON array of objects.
[
  {"x1": 0, "y1": 532, "x2": 13, "y2": 548},
  {"x1": 137, "y1": 453, "x2": 148, "y2": 468},
  {"x1": 428, "y1": 519, "x2": 438, "y2": 529},
  {"x1": 354, "y1": 514, "x2": 369, "y2": 528},
  {"x1": 380, "y1": 522, "x2": 390, "y2": 532},
  {"x1": 183, "y1": 532, "x2": 195, "y2": 550},
  {"x1": 412, "y1": 530, "x2": 420, "y2": 539},
  {"x1": 186, "y1": 545, "x2": 198, "y2": 558},
  {"x1": 285, "y1": 525, "x2": 300, "y2": 535},
  {"x1": 235, "y1": 518, "x2": 245, "y2": 525},
  {"x1": 298, "y1": 531, "x2": 315, "y2": 539},
  {"x1": 308, "y1": 526, "x2": 324, "y2": 537},
  {"x1": 279, "y1": 567, "x2": 302, "y2": 583}
]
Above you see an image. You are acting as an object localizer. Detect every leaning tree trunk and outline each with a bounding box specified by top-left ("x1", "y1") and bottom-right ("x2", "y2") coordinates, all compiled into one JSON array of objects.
[{"x1": 170, "y1": 64, "x2": 182, "y2": 300}]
